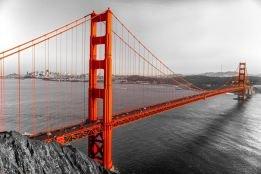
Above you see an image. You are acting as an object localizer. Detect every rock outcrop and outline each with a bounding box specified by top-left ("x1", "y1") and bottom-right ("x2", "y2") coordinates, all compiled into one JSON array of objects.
[{"x1": 0, "y1": 131, "x2": 113, "y2": 174}]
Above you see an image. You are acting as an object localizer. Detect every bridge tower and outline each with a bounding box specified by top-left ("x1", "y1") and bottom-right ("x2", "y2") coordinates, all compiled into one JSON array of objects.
[
  {"x1": 237, "y1": 62, "x2": 248, "y2": 100},
  {"x1": 88, "y1": 9, "x2": 113, "y2": 169}
]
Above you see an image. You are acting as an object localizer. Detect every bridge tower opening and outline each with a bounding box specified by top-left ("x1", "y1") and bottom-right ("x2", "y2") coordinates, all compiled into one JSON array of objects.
[{"x1": 88, "y1": 9, "x2": 113, "y2": 169}]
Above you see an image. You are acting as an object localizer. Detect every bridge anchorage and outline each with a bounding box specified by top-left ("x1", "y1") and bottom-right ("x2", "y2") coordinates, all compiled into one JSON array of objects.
[{"x1": 0, "y1": 8, "x2": 254, "y2": 171}]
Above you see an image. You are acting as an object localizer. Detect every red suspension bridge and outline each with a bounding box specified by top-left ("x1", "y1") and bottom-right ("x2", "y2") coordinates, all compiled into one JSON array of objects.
[{"x1": 0, "y1": 9, "x2": 253, "y2": 170}]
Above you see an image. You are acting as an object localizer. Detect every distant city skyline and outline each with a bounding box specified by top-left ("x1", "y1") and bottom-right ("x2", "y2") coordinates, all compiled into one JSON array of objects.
[{"x1": 0, "y1": 0, "x2": 261, "y2": 74}]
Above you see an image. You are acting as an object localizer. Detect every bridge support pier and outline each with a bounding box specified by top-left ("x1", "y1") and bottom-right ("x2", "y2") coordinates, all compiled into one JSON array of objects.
[{"x1": 88, "y1": 9, "x2": 113, "y2": 170}]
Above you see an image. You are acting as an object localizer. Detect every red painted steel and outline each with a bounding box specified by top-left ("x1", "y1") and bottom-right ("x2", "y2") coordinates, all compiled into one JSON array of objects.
[
  {"x1": 31, "y1": 86, "x2": 247, "y2": 143},
  {"x1": 0, "y1": 15, "x2": 91, "y2": 60},
  {"x1": 88, "y1": 11, "x2": 98, "y2": 122},
  {"x1": 30, "y1": 81, "x2": 249, "y2": 172},
  {"x1": 237, "y1": 63, "x2": 248, "y2": 99},
  {"x1": 2, "y1": 7, "x2": 249, "y2": 171},
  {"x1": 88, "y1": 9, "x2": 113, "y2": 169},
  {"x1": 103, "y1": 9, "x2": 113, "y2": 169}
]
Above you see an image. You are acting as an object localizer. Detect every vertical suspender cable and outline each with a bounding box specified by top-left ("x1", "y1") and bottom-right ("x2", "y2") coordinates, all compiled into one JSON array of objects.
[
  {"x1": 0, "y1": 56, "x2": 4, "y2": 131},
  {"x1": 32, "y1": 45, "x2": 36, "y2": 134},
  {"x1": 59, "y1": 33, "x2": 62, "y2": 127},
  {"x1": 55, "y1": 34, "x2": 58, "y2": 127},
  {"x1": 2, "y1": 58, "x2": 4, "y2": 131},
  {"x1": 81, "y1": 23, "x2": 85, "y2": 121},
  {"x1": 65, "y1": 31, "x2": 68, "y2": 123},
  {"x1": 75, "y1": 24, "x2": 78, "y2": 76},
  {"x1": 47, "y1": 39, "x2": 50, "y2": 132},
  {"x1": 44, "y1": 40, "x2": 47, "y2": 132},
  {"x1": 83, "y1": 22, "x2": 87, "y2": 120},
  {"x1": 17, "y1": 51, "x2": 21, "y2": 132},
  {"x1": 69, "y1": 28, "x2": 72, "y2": 123},
  {"x1": 0, "y1": 58, "x2": 2, "y2": 131}
]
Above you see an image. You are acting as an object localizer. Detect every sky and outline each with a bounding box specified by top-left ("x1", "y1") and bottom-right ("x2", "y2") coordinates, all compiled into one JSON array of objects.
[{"x1": 0, "y1": 0, "x2": 261, "y2": 74}]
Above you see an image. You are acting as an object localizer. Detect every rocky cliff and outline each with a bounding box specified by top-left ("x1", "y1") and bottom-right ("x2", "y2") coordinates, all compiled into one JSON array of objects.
[{"x1": 0, "y1": 131, "x2": 114, "y2": 174}]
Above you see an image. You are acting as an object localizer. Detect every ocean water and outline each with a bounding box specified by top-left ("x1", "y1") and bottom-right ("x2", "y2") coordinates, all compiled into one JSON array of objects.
[
  {"x1": 0, "y1": 79, "x2": 195, "y2": 133},
  {"x1": 1, "y1": 79, "x2": 261, "y2": 174},
  {"x1": 73, "y1": 91, "x2": 261, "y2": 174}
]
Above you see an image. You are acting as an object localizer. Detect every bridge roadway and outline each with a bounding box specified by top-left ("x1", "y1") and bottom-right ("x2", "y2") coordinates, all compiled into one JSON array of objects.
[{"x1": 30, "y1": 86, "x2": 245, "y2": 144}]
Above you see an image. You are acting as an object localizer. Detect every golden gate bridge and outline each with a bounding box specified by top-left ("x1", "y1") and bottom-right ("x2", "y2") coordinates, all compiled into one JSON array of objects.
[{"x1": 0, "y1": 9, "x2": 253, "y2": 170}]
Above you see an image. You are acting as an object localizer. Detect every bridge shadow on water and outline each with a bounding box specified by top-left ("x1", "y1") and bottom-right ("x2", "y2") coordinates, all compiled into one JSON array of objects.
[
  {"x1": 183, "y1": 101, "x2": 247, "y2": 154},
  {"x1": 135, "y1": 100, "x2": 250, "y2": 174}
]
